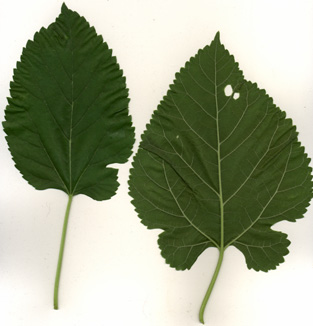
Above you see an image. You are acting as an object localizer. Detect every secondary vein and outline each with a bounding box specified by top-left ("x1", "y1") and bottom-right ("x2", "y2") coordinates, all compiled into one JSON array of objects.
[{"x1": 162, "y1": 161, "x2": 219, "y2": 248}]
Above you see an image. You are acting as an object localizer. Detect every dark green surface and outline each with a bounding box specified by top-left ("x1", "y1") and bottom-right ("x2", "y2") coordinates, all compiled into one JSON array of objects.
[
  {"x1": 129, "y1": 32, "x2": 312, "y2": 322},
  {"x1": 3, "y1": 3, "x2": 134, "y2": 309},
  {"x1": 4, "y1": 4, "x2": 134, "y2": 201}
]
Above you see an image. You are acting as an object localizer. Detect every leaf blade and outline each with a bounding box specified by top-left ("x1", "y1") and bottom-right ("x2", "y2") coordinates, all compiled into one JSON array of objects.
[
  {"x1": 4, "y1": 4, "x2": 134, "y2": 200},
  {"x1": 129, "y1": 32, "x2": 312, "y2": 278},
  {"x1": 129, "y1": 32, "x2": 312, "y2": 323}
]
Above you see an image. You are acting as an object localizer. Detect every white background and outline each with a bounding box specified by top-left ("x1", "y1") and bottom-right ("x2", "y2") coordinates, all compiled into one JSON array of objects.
[{"x1": 0, "y1": 0, "x2": 313, "y2": 325}]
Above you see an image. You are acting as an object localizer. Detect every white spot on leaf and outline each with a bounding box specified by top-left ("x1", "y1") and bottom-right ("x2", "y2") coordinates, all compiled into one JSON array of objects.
[
  {"x1": 224, "y1": 84, "x2": 233, "y2": 96},
  {"x1": 233, "y1": 92, "x2": 240, "y2": 100}
]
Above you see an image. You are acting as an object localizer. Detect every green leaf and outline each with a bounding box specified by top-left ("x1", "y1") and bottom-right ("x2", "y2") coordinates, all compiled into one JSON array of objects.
[
  {"x1": 128, "y1": 32, "x2": 312, "y2": 323},
  {"x1": 3, "y1": 3, "x2": 134, "y2": 308}
]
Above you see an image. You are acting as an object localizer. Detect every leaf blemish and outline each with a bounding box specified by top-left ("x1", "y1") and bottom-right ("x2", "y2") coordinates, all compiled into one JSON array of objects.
[
  {"x1": 224, "y1": 84, "x2": 240, "y2": 100},
  {"x1": 224, "y1": 84, "x2": 233, "y2": 96},
  {"x1": 233, "y1": 92, "x2": 240, "y2": 100}
]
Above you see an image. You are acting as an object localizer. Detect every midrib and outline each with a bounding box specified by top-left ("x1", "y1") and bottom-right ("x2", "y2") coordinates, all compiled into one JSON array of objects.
[
  {"x1": 214, "y1": 47, "x2": 225, "y2": 250},
  {"x1": 69, "y1": 30, "x2": 74, "y2": 194}
]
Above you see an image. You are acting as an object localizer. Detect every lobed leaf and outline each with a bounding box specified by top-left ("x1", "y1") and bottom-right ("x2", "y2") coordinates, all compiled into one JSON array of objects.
[
  {"x1": 129, "y1": 32, "x2": 312, "y2": 274},
  {"x1": 3, "y1": 3, "x2": 135, "y2": 309},
  {"x1": 4, "y1": 3, "x2": 134, "y2": 201}
]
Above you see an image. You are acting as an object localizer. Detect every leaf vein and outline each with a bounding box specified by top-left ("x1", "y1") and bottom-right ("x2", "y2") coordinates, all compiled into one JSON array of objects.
[{"x1": 162, "y1": 161, "x2": 219, "y2": 248}]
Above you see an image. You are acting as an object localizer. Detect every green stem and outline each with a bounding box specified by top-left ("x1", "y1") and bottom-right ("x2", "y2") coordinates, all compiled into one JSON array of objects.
[
  {"x1": 54, "y1": 194, "x2": 73, "y2": 310},
  {"x1": 199, "y1": 247, "x2": 225, "y2": 324}
]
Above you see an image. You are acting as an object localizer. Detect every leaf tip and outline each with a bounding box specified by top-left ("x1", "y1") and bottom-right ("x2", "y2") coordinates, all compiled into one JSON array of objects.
[
  {"x1": 61, "y1": 2, "x2": 69, "y2": 13},
  {"x1": 214, "y1": 31, "x2": 221, "y2": 43}
]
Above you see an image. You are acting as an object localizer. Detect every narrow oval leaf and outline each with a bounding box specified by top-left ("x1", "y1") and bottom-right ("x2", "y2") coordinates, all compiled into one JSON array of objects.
[
  {"x1": 128, "y1": 32, "x2": 312, "y2": 322},
  {"x1": 4, "y1": 3, "x2": 134, "y2": 200},
  {"x1": 3, "y1": 3, "x2": 134, "y2": 309}
]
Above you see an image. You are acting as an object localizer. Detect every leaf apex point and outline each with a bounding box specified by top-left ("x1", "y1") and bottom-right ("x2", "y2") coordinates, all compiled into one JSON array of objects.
[
  {"x1": 214, "y1": 31, "x2": 221, "y2": 42},
  {"x1": 61, "y1": 2, "x2": 69, "y2": 13}
]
